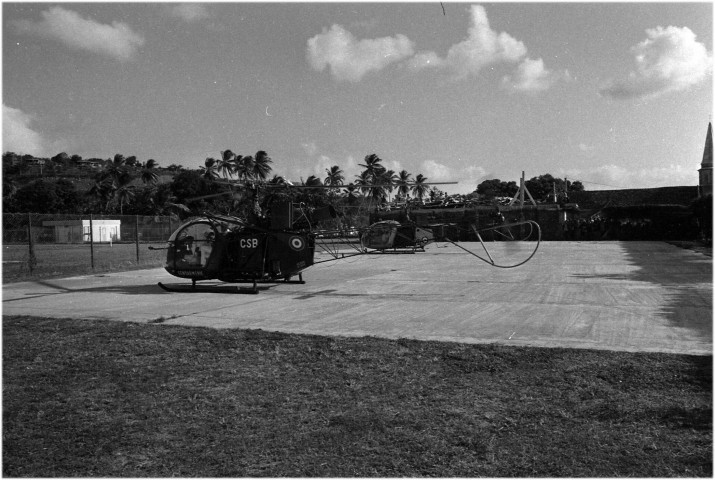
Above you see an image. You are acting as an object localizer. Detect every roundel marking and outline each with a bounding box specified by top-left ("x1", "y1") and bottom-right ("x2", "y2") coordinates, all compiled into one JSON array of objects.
[{"x1": 289, "y1": 236, "x2": 305, "y2": 251}]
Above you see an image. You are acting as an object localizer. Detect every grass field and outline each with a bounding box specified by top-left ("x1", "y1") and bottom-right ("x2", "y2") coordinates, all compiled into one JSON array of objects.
[
  {"x1": 2, "y1": 243, "x2": 167, "y2": 281},
  {"x1": 3, "y1": 315, "x2": 711, "y2": 477}
]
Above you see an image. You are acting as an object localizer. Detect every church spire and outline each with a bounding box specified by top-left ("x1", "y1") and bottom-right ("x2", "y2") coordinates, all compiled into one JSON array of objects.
[
  {"x1": 702, "y1": 122, "x2": 712, "y2": 168},
  {"x1": 698, "y1": 122, "x2": 712, "y2": 196}
]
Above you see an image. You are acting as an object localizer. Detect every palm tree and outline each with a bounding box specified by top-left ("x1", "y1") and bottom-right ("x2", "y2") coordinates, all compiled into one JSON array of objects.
[
  {"x1": 229, "y1": 155, "x2": 245, "y2": 181},
  {"x1": 397, "y1": 169, "x2": 412, "y2": 200},
  {"x1": 233, "y1": 155, "x2": 255, "y2": 182},
  {"x1": 116, "y1": 181, "x2": 135, "y2": 214},
  {"x1": 141, "y1": 159, "x2": 159, "y2": 185},
  {"x1": 303, "y1": 175, "x2": 324, "y2": 195},
  {"x1": 251, "y1": 150, "x2": 273, "y2": 181},
  {"x1": 324, "y1": 165, "x2": 344, "y2": 187},
  {"x1": 200, "y1": 157, "x2": 220, "y2": 180},
  {"x1": 359, "y1": 153, "x2": 384, "y2": 182},
  {"x1": 304, "y1": 175, "x2": 323, "y2": 186},
  {"x1": 3, "y1": 179, "x2": 18, "y2": 201},
  {"x1": 88, "y1": 178, "x2": 116, "y2": 212},
  {"x1": 112, "y1": 153, "x2": 126, "y2": 166},
  {"x1": 378, "y1": 169, "x2": 398, "y2": 201},
  {"x1": 268, "y1": 174, "x2": 287, "y2": 185},
  {"x1": 345, "y1": 182, "x2": 359, "y2": 204},
  {"x1": 411, "y1": 174, "x2": 429, "y2": 202},
  {"x1": 101, "y1": 154, "x2": 127, "y2": 185},
  {"x1": 90, "y1": 154, "x2": 135, "y2": 212},
  {"x1": 324, "y1": 165, "x2": 344, "y2": 200},
  {"x1": 218, "y1": 150, "x2": 236, "y2": 179},
  {"x1": 354, "y1": 170, "x2": 372, "y2": 197}
]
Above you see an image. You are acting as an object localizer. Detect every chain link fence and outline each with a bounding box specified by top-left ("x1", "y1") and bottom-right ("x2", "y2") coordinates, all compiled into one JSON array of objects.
[{"x1": 3, "y1": 213, "x2": 178, "y2": 282}]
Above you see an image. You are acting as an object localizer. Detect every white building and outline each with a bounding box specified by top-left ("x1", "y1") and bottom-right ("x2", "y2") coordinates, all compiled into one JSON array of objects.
[{"x1": 42, "y1": 219, "x2": 121, "y2": 243}]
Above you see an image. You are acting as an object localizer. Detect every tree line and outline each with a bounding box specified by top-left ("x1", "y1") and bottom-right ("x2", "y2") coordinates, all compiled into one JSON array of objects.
[
  {"x1": 3, "y1": 150, "x2": 585, "y2": 217},
  {"x1": 3, "y1": 150, "x2": 434, "y2": 217},
  {"x1": 476, "y1": 176, "x2": 584, "y2": 203}
]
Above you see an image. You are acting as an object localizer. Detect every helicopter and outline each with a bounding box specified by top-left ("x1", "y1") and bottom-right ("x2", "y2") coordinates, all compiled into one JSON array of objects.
[
  {"x1": 157, "y1": 206, "x2": 314, "y2": 293},
  {"x1": 360, "y1": 219, "x2": 434, "y2": 252},
  {"x1": 153, "y1": 181, "x2": 541, "y2": 293}
]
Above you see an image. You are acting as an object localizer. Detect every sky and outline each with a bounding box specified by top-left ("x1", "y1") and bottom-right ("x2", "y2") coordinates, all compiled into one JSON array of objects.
[{"x1": 2, "y1": 2, "x2": 713, "y2": 194}]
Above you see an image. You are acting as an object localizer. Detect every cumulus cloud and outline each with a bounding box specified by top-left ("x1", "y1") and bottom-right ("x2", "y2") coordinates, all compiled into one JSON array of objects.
[
  {"x1": 600, "y1": 25, "x2": 712, "y2": 99},
  {"x1": 169, "y1": 4, "x2": 211, "y2": 23},
  {"x1": 411, "y1": 163, "x2": 489, "y2": 194},
  {"x1": 408, "y1": 5, "x2": 527, "y2": 79},
  {"x1": 420, "y1": 159, "x2": 454, "y2": 182},
  {"x1": 311, "y1": 154, "x2": 338, "y2": 179},
  {"x1": 501, "y1": 57, "x2": 570, "y2": 94},
  {"x1": 307, "y1": 24, "x2": 415, "y2": 82},
  {"x1": 307, "y1": 4, "x2": 563, "y2": 92},
  {"x1": 12, "y1": 6, "x2": 144, "y2": 61},
  {"x1": 3, "y1": 105, "x2": 49, "y2": 156},
  {"x1": 463, "y1": 165, "x2": 488, "y2": 184},
  {"x1": 408, "y1": 51, "x2": 443, "y2": 70},
  {"x1": 296, "y1": 142, "x2": 361, "y2": 183}
]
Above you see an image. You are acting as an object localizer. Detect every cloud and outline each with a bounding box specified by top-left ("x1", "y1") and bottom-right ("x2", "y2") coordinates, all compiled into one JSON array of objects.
[
  {"x1": 295, "y1": 142, "x2": 360, "y2": 183},
  {"x1": 408, "y1": 5, "x2": 527, "y2": 79},
  {"x1": 463, "y1": 165, "x2": 488, "y2": 184},
  {"x1": 411, "y1": 163, "x2": 489, "y2": 194},
  {"x1": 307, "y1": 24, "x2": 415, "y2": 82},
  {"x1": 312, "y1": 154, "x2": 338, "y2": 180},
  {"x1": 408, "y1": 51, "x2": 444, "y2": 70},
  {"x1": 3, "y1": 105, "x2": 49, "y2": 156},
  {"x1": 420, "y1": 160, "x2": 454, "y2": 182},
  {"x1": 600, "y1": 25, "x2": 712, "y2": 99},
  {"x1": 501, "y1": 57, "x2": 570, "y2": 94},
  {"x1": 307, "y1": 4, "x2": 562, "y2": 92},
  {"x1": 169, "y1": 4, "x2": 211, "y2": 23},
  {"x1": 12, "y1": 6, "x2": 144, "y2": 61}
]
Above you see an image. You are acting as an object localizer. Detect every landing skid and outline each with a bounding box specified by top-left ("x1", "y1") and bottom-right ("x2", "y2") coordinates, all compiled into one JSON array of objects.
[
  {"x1": 158, "y1": 282, "x2": 261, "y2": 294},
  {"x1": 158, "y1": 273, "x2": 304, "y2": 294},
  {"x1": 368, "y1": 246, "x2": 425, "y2": 254}
]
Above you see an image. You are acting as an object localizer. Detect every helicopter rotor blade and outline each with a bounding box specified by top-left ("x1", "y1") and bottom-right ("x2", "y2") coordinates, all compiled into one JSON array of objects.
[
  {"x1": 185, "y1": 192, "x2": 233, "y2": 202},
  {"x1": 215, "y1": 181, "x2": 459, "y2": 189},
  {"x1": 185, "y1": 190, "x2": 244, "y2": 202}
]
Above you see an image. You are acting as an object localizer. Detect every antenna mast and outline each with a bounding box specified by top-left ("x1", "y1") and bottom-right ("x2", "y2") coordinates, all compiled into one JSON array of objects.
[{"x1": 509, "y1": 171, "x2": 537, "y2": 207}]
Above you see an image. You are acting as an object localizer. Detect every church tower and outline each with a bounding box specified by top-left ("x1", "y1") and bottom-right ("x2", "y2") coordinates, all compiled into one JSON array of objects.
[{"x1": 698, "y1": 122, "x2": 713, "y2": 197}]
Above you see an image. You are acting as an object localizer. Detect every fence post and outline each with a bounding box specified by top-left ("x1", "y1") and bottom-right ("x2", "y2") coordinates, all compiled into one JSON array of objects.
[
  {"x1": 27, "y1": 213, "x2": 36, "y2": 274},
  {"x1": 89, "y1": 214, "x2": 95, "y2": 270},
  {"x1": 135, "y1": 215, "x2": 140, "y2": 263}
]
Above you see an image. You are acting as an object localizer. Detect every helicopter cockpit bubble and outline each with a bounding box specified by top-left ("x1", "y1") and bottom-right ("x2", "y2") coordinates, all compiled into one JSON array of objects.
[{"x1": 165, "y1": 219, "x2": 216, "y2": 277}]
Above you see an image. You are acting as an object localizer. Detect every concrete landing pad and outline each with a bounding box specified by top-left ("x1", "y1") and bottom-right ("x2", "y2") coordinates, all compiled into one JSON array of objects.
[{"x1": 3, "y1": 241, "x2": 712, "y2": 355}]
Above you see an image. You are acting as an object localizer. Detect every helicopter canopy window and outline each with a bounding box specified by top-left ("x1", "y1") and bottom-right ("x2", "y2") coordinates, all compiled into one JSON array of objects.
[{"x1": 170, "y1": 221, "x2": 215, "y2": 269}]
